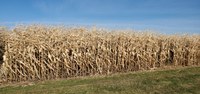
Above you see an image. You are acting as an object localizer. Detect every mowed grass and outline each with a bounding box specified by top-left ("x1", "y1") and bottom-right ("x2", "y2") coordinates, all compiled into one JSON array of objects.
[{"x1": 0, "y1": 67, "x2": 200, "y2": 94}]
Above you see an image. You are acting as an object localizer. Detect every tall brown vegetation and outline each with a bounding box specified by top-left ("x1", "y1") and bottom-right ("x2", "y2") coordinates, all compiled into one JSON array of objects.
[{"x1": 0, "y1": 25, "x2": 199, "y2": 83}]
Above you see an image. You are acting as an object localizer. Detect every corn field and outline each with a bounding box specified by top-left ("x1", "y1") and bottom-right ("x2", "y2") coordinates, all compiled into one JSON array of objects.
[{"x1": 0, "y1": 25, "x2": 200, "y2": 83}]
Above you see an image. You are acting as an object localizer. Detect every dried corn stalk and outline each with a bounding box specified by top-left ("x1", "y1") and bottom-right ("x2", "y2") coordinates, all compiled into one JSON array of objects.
[{"x1": 0, "y1": 25, "x2": 199, "y2": 83}]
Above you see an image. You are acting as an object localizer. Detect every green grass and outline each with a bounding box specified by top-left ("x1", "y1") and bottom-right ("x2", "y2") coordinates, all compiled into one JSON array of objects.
[{"x1": 0, "y1": 67, "x2": 200, "y2": 94}]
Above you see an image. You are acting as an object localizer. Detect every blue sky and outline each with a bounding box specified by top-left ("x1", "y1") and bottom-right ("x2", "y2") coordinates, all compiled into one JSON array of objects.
[{"x1": 0, "y1": 0, "x2": 200, "y2": 34}]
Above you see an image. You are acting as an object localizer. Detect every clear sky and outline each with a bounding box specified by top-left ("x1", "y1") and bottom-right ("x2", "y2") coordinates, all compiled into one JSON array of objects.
[{"x1": 0, "y1": 0, "x2": 200, "y2": 34}]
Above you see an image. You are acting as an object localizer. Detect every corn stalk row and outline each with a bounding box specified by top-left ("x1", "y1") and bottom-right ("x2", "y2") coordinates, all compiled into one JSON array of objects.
[{"x1": 0, "y1": 25, "x2": 199, "y2": 83}]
